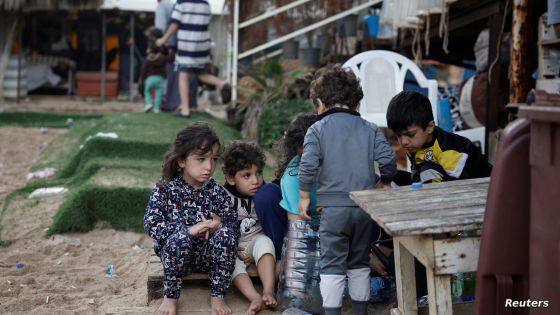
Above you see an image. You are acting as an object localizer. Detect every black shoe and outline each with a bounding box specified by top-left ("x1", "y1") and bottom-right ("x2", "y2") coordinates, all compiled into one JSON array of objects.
[{"x1": 221, "y1": 83, "x2": 231, "y2": 104}]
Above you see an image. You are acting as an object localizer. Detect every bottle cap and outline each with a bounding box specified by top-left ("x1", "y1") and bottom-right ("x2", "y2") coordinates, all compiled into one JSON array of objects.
[{"x1": 411, "y1": 182, "x2": 423, "y2": 189}]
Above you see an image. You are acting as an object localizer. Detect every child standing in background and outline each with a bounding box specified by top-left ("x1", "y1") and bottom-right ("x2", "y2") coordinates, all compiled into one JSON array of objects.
[
  {"x1": 298, "y1": 64, "x2": 397, "y2": 315},
  {"x1": 138, "y1": 42, "x2": 175, "y2": 113},
  {"x1": 222, "y1": 141, "x2": 277, "y2": 315},
  {"x1": 277, "y1": 113, "x2": 320, "y2": 228},
  {"x1": 144, "y1": 122, "x2": 238, "y2": 315}
]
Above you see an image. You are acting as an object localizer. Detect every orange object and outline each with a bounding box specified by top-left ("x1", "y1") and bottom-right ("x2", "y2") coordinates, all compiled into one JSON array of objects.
[{"x1": 76, "y1": 71, "x2": 118, "y2": 97}]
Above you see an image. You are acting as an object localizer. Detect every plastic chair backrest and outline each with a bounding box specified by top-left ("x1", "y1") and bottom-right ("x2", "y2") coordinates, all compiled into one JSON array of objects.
[{"x1": 343, "y1": 50, "x2": 439, "y2": 128}]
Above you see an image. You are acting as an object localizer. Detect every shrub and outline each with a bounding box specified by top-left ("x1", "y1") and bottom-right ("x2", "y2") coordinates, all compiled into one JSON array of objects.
[{"x1": 258, "y1": 98, "x2": 313, "y2": 148}]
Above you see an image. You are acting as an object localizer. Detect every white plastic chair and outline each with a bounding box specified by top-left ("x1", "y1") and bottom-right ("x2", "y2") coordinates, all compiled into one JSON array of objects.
[
  {"x1": 343, "y1": 50, "x2": 486, "y2": 154},
  {"x1": 342, "y1": 50, "x2": 438, "y2": 128}
]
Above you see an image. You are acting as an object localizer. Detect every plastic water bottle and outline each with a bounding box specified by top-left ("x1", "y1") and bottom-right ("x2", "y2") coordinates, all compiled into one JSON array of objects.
[{"x1": 65, "y1": 118, "x2": 73, "y2": 128}]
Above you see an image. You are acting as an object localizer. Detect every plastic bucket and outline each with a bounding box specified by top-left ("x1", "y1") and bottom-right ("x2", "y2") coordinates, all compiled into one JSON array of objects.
[
  {"x1": 365, "y1": 15, "x2": 380, "y2": 38},
  {"x1": 3, "y1": 54, "x2": 27, "y2": 98}
]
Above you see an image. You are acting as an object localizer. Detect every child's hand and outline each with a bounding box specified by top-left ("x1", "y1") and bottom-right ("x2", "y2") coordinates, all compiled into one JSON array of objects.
[
  {"x1": 298, "y1": 195, "x2": 312, "y2": 221},
  {"x1": 376, "y1": 181, "x2": 391, "y2": 189},
  {"x1": 206, "y1": 213, "x2": 222, "y2": 235},
  {"x1": 188, "y1": 221, "x2": 211, "y2": 238}
]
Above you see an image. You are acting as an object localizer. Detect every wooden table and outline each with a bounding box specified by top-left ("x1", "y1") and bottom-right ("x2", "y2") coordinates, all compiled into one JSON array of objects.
[{"x1": 350, "y1": 177, "x2": 489, "y2": 315}]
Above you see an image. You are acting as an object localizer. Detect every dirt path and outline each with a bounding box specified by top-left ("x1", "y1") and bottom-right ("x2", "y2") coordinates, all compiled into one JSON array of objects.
[{"x1": 0, "y1": 126, "x2": 153, "y2": 315}]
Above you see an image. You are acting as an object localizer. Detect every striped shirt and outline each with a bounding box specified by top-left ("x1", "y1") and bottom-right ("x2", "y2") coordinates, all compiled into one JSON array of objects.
[{"x1": 170, "y1": 0, "x2": 211, "y2": 67}]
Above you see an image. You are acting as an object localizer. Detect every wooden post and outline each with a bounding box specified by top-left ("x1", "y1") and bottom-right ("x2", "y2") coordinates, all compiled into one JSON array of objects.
[
  {"x1": 510, "y1": 0, "x2": 530, "y2": 104},
  {"x1": 485, "y1": 0, "x2": 508, "y2": 154},
  {"x1": 101, "y1": 12, "x2": 107, "y2": 103}
]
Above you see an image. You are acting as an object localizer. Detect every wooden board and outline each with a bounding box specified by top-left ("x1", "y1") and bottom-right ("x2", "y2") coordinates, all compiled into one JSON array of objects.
[
  {"x1": 349, "y1": 177, "x2": 489, "y2": 236},
  {"x1": 147, "y1": 254, "x2": 259, "y2": 303}
]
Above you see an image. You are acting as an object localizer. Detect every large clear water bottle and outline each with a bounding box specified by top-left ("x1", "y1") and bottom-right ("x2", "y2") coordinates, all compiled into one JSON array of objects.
[{"x1": 277, "y1": 220, "x2": 322, "y2": 314}]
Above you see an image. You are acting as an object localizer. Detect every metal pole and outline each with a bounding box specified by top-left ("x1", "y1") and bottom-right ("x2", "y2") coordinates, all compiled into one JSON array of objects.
[
  {"x1": 101, "y1": 12, "x2": 107, "y2": 102},
  {"x1": 509, "y1": 0, "x2": 529, "y2": 104},
  {"x1": 129, "y1": 13, "x2": 134, "y2": 102},
  {"x1": 231, "y1": 0, "x2": 239, "y2": 106},
  {"x1": 16, "y1": 14, "x2": 22, "y2": 103}
]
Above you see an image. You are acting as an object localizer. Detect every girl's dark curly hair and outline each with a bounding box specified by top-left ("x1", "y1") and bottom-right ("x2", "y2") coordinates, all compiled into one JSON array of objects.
[
  {"x1": 159, "y1": 122, "x2": 220, "y2": 185},
  {"x1": 274, "y1": 112, "x2": 318, "y2": 179},
  {"x1": 309, "y1": 63, "x2": 363, "y2": 110},
  {"x1": 222, "y1": 140, "x2": 266, "y2": 177}
]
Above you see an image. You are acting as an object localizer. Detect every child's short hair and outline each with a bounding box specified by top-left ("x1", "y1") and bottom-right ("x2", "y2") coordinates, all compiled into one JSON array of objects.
[
  {"x1": 160, "y1": 122, "x2": 220, "y2": 184},
  {"x1": 386, "y1": 91, "x2": 434, "y2": 133},
  {"x1": 309, "y1": 64, "x2": 363, "y2": 110},
  {"x1": 222, "y1": 141, "x2": 266, "y2": 177}
]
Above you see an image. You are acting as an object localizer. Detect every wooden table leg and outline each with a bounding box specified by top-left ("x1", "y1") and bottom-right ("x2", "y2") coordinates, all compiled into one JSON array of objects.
[
  {"x1": 393, "y1": 237, "x2": 418, "y2": 315},
  {"x1": 426, "y1": 266, "x2": 453, "y2": 315}
]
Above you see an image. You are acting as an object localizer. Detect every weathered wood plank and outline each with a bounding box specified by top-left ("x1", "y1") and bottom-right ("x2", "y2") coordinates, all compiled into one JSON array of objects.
[
  {"x1": 394, "y1": 238, "x2": 419, "y2": 315},
  {"x1": 426, "y1": 267, "x2": 453, "y2": 315},
  {"x1": 384, "y1": 212, "x2": 484, "y2": 236},
  {"x1": 434, "y1": 237, "x2": 480, "y2": 274},
  {"x1": 359, "y1": 192, "x2": 487, "y2": 213},
  {"x1": 148, "y1": 254, "x2": 258, "y2": 282},
  {"x1": 398, "y1": 235, "x2": 435, "y2": 269},
  {"x1": 349, "y1": 178, "x2": 489, "y2": 236}
]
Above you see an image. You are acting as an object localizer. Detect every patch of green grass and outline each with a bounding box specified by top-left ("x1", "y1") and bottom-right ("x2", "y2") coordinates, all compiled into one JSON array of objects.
[
  {"x1": 47, "y1": 184, "x2": 150, "y2": 235},
  {"x1": 1, "y1": 111, "x2": 245, "y2": 238},
  {"x1": 0, "y1": 112, "x2": 102, "y2": 128}
]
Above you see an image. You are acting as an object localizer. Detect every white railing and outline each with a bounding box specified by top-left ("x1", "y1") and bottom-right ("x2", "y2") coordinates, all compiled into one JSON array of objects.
[{"x1": 231, "y1": 0, "x2": 382, "y2": 104}]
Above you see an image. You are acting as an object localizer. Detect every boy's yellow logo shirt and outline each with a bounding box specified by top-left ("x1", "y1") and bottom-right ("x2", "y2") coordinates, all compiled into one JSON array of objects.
[{"x1": 414, "y1": 139, "x2": 468, "y2": 179}]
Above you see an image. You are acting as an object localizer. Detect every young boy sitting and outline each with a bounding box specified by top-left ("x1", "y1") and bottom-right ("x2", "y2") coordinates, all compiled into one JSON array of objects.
[
  {"x1": 371, "y1": 91, "x2": 493, "y2": 296},
  {"x1": 298, "y1": 64, "x2": 397, "y2": 315},
  {"x1": 222, "y1": 141, "x2": 277, "y2": 315},
  {"x1": 386, "y1": 91, "x2": 492, "y2": 184}
]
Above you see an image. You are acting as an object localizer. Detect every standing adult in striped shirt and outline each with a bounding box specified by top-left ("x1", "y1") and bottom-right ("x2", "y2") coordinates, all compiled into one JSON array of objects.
[{"x1": 156, "y1": 0, "x2": 231, "y2": 118}]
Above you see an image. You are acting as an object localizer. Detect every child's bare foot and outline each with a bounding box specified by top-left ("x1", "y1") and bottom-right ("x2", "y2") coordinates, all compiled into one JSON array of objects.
[
  {"x1": 155, "y1": 297, "x2": 177, "y2": 315},
  {"x1": 262, "y1": 291, "x2": 277, "y2": 309},
  {"x1": 245, "y1": 297, "x2": 264, "y2": 315},
  {"x1": 211, "y1": 296, "x2": 232, "y2": 315}
]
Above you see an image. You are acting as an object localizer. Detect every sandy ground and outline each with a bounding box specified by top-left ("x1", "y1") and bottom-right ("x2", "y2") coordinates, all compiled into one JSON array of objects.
[
  {"x1": 0, "y1": 102, "x2": 392, "y2": 315},
  {"x1": 0, "y1": 126, "x2": 154, "y2": 315}
]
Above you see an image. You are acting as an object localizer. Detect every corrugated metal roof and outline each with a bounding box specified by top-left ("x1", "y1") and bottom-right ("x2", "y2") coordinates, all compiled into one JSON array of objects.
[
  {"x1": 0, "y1": 0, "x2": 102, "y2": 11},
  {"x1": 101, "y1": 0, "x2": 226, "y2": 14}
]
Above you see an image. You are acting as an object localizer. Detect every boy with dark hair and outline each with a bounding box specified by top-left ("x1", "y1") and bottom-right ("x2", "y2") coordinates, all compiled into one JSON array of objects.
[
  {"x1": 222, "y1": 141, "x2": 277, "y2": 315},
  {"x1": 386, "y1": 91, "x2": 492, "y2": 183},
  {"x1": 298, "y1": 64, "x2": 397, "y2": 315}
]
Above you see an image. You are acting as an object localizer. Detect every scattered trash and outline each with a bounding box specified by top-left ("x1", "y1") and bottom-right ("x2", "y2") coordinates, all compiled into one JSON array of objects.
[
  {"x1": 105, "y1": 264, "x2": 114, "y2": 278},
  {"x1": 86, "y1": 298, "x2": 95, "y2": 304},
  {"x1": 84, "y1": 132, "x2": 118, "y2": 143},
  {"x1": 64, "y1": 252, "x2": 70, "y2": 256},
  {"x1": 70, "y1": 285, "x2": 77, "y2": 289},
  {"x1": 65, "y1": 118, "x2": 74, "y2": 128},
  {"x1": 16, "y1": 263, "x2": 25, "y2": 270},
  {"x1": 57, "y1": 260, "x2": 62, "y2": 265},
  {"x1": 40, "y1": 127, "x2": 49, "y2": 134},
  {"x1": 7, "y1": 280, "x2": 12, "y2": 285},
  {"x1": 26, "y1": 167, "x2": 57, "y2": 181},
  {"x1": 20, "y1": 284, "x2": 26, "y2": 287},
  {"x1": 28, "y1": 187, "x2": 68, "y2": 199},
  {"x1": 46, "y1": 296, "x2": 50, "y2": 304},
  {"x1": 88, "y1": 242, "x2": 94, "y2": 247},
  {"x1": 132, "y1": 245, "x2": 142, "y2": 251}
]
